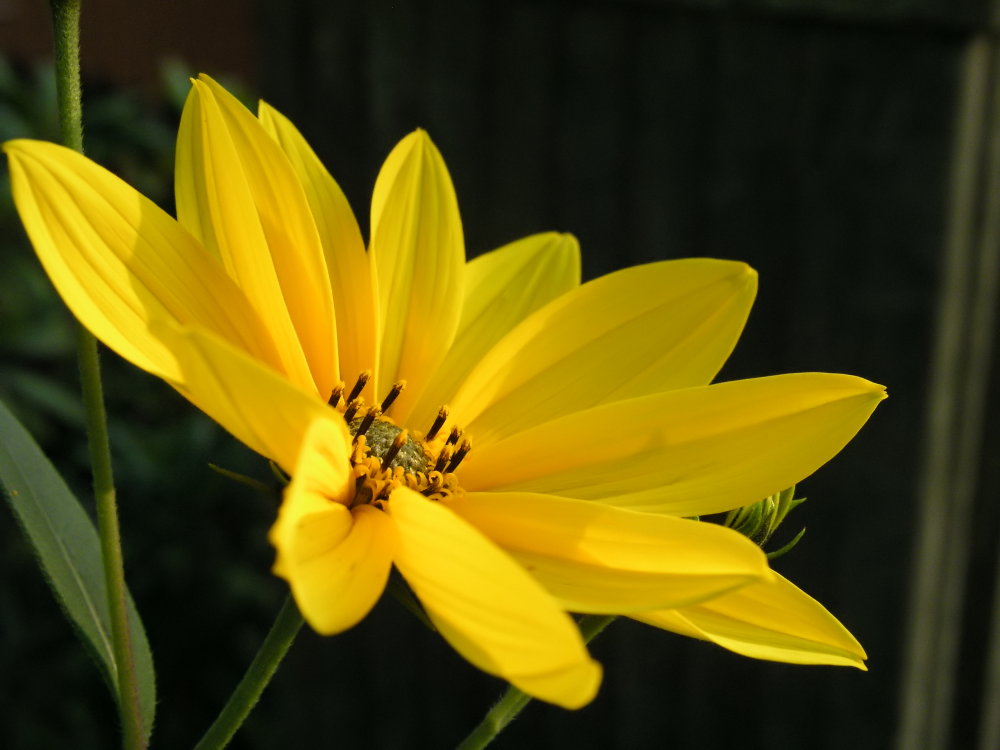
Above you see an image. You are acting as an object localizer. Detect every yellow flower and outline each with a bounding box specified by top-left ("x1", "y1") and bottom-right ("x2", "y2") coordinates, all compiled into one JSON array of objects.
[{"x1": 5, "y1": 75, "x2": 884, "y2": 708}]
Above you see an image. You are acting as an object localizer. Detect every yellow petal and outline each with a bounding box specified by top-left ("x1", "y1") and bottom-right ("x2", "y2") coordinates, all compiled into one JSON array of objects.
[
  {"x1": 408, "y1": 232, "x2": 581, "y2": 431},
  {"x1": 450, "y1": 259, "x2": 757, "y2": 448},
  {"x1": 258, "y1": 101, "x2": 379, "y2": 396},
  {"x1": 4, "y1": 139, "x2": 280, "y2": 382},
  {"x1": 460, "y1": 373, "x2": 886, "y2": 516},
  {"x1": 448, "y1": 492, "x2": 770, "y2": 613},
  {"x1": 175, "y1": 77, "x2": 332, "y2": 395},
  {"x1": 387, "y1": 487, "x2": 601, "y2": 708},
  {"x1": 162, "y1": 323, "x2": 334, "y2": 471},
  {"x1": 278, "y1": 411, "x2": 355, "y2": 506},
  {"x1": 633, "y1": 573, "x2": 867, "y2": 668},
  {"x1": 271, "y1": 497, "x2": 395, "y2": 634},
  {"x1": 370, "y1": 130, "x2": 464, "y2": 421},
  {"x1": 270, "y1": 414, "x2": 391, "y2": 632}
]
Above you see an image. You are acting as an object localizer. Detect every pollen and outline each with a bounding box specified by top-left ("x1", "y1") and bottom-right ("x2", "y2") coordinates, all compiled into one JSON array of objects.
[{"x1": 333, "y1": 373, "x2": 470, "y2": 508}]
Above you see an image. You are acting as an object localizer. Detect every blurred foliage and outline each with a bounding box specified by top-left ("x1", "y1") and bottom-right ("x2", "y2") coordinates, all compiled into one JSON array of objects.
[
  {"x1": 0, "y1": 58, "x2": 173, "y2": 442},
  {"x1": 0, "y1": 60, "x2": 291, "y2": 749}
]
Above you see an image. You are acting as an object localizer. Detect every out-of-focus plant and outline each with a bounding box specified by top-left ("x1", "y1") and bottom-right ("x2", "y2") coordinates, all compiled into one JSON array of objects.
[{"x1": 0, "y1": 58, "x2": 178, "y2": 446}]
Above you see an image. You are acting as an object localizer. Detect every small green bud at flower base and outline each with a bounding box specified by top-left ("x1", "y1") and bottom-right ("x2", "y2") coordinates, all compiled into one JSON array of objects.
[{"x1": 720, "y1": 485, "x2": 807, "y2": 559}]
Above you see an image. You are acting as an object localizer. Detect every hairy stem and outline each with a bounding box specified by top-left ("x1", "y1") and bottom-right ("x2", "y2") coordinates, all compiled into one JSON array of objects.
[
  {"x1": 49, "y1": 1, "x2": 146, "y2": 747},
  {"x1": 194, "y1": 596, "x2": 304, "y2": 750},
  {"x1": 456, "y1": 615, "x2": 617, "y2": 750}
]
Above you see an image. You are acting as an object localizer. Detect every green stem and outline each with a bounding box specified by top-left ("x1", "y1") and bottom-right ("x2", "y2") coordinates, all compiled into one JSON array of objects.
[
  {"x1": 194, "y1": 596, "x2": 304, "y2": 750},
  {"x1": 456, "y1": 615, "x2": 617, "y2": 750},
  {"x1": 49, "y1": 0, "x2": 84, "y2": 153},
  {"x1": 49, "y1": 2, "x2": 145, "y2": 748},
  {"x1": 79, "y1": 329, "x2": 145, "y2": 749}
]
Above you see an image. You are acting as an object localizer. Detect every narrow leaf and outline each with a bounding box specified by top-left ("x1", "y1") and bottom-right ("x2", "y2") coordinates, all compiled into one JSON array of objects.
[{"x1": 0, "y1": 399, "x2": 156, "y2": 740}]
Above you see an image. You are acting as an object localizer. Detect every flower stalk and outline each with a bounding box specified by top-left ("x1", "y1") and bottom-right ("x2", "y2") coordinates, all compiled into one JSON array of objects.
[
  {"x1": 194, "y1": 596, "x2": 304, "y2": 750},
  {"x1": 456, "y1": 615, "x2": 617, "y2": 750},
  {"x1": 49, "y1": 0, "x2": 83, "y2": 152},
  {"x1": 49, "y1": 2, "x2": 145, "y2": 748}
]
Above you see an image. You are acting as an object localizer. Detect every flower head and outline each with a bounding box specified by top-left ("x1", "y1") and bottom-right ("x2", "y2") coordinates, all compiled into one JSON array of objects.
[{"x1": 5, "y1": 75, "x2": 885, "y2": 708}]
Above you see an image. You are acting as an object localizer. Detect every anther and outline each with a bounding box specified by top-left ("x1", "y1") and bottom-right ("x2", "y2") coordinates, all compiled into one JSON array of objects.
[
  {"x1": 343, "y1": 397, "x2": 365, "y2": 423},
  {"x1": 445, "y1": 439, "x2": 472, "y2": 473},
  {"x1": 434, "y1": 445, "x2": 454, "y2": 473},
  {"x1": 354, "y1": 406, "x2": 382, "y2": 441},
  {"x1": 445, "y1": 426, "x2": 463, "y2": 446},
  {"x1": 426, "y1": 407, "x2": 449, "y2": 441},
  {"x1": 421, "y1": 471, "x2": 445, "y2": 496},
  {"x1": 381, "y1": 429, "x2": 409, "y2": 468},
  {"x1": 380, "y1": 381, "x2": 406, "y2": 413},
  {"x1": 346, "y1": 371, "x2": 371, "y2": 404},
  {"x1": 328, "y1": 381, "x2": 346, "y2": 407}
]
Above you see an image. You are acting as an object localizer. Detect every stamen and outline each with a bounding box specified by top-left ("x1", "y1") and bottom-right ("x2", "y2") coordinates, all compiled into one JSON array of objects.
[
  {"x1": 354, "y1": 406, "x2": 382, "y2": 441},
  {"x1": 446, "y1": 439, "x2": 472, "y2": 473},
  {"x1": 426, "y1": 407, "x2": 449, "y2": 441},
  {"x1": 380, "y1": 381, "x2": 407, "y2": 413},
  {"x1": 327, "y1": 380, "x2": 345, "y2": 407},
  {"x1": 343, "y1": 397, "x2": 365, "y2": 423},
  {"x1": 421, "y1": 471, "x2": 445, "y2": 496},
  {"x1": 434, "y1": 445, "x2": 454, "y2": 473},
  {"x1": 346, "y1": 370, "x2": 371, "y2": 404},
  {"x1": 381, "y1": 429, "x2": 409, "y2": 468},
  {"x1": 342, "y1": 390, "x2": 467, "y2": 508}
]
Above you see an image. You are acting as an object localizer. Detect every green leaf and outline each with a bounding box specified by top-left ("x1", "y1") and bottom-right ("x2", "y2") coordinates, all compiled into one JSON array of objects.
[{"x1": 0, "y1": 399, "x2": 156, "y2": 740}]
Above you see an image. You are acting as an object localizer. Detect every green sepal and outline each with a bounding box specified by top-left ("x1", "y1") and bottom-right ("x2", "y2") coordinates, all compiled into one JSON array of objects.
[
  {"x1": 766, "y1": 527, "x2": 807, "y2": 561},
  {"x1": 269, "y1": 460, "x2": 291, "y2": 486},
  {"x1": 208, "y1": 462, "x2": 279, "y2": 496}
]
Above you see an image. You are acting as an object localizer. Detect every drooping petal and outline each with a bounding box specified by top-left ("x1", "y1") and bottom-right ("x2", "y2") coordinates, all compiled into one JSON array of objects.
[
  {"x1": 258, "y1": 101, "x2": 379, "y2": 396},
  {"x1": 448, "y1": 492, "x2": 771, "y2": 613},
  {"x1": 162, "y1": 323, "x2": 335, "y2": 472},
  {"x1": 449, "y1": 259, "x2": 757, "y2": 448},
  {"x1": 270, "y1": 458, "x2": 396, "y2": 635},
  {"x1": 4, "y1": 139, "x2": 281, "y2": 381},
  {"x1": 460, "y1": 373, "x2": 886, "y2": 516},
  {"x1": 633, "y1": 573, "x2": 867, "y2": 668},
  {"x1": 408, "y1": 232, "x2": 581, "y2": 431},
  {"x1": 370, "y1": 130, "x2": 464, "y2": 421},
  {"x1": 270, "y1": 414, "x2": 393, "y2": 632},
  {"x1": 175, "y1": 76, "x2": 333, "y2": 395},
  {"x1": 278, "y1": 412, "x2": 355, "y2": 507},
  {"x1": 387, "y1": 487, "x2": 601, "y2": 708}
]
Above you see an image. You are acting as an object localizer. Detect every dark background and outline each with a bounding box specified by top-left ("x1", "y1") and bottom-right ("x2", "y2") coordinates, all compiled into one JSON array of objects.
[{"x1": 1, "y1": 1, "x2": 997, "y2": 748}]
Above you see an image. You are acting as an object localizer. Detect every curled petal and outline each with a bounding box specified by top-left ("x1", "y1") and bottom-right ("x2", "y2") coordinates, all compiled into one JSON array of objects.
[
  {"x1": 271, "y1": 499, "x2": 395, "y2": 634},
  {"x1": 270, "y1": 414, "x2": 390, "y2": 633}
]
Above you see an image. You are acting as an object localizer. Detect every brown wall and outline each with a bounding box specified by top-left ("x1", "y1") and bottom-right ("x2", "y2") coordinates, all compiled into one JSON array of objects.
[{"x1": 0, "y1": 0, "x2": 257, "y2": 91}]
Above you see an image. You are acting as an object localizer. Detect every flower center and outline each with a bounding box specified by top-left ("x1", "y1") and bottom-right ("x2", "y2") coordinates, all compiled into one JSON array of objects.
[{"x1": 329, "y1": 372, "x2": 470, "y2": 508}]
